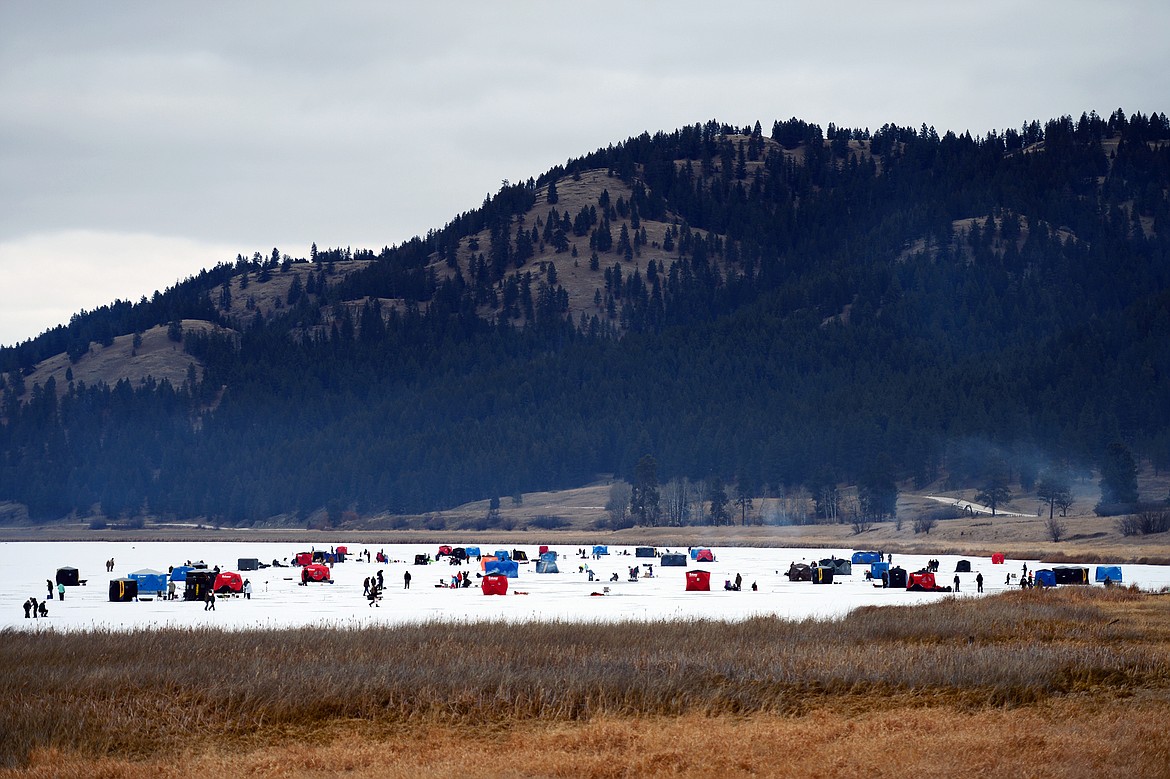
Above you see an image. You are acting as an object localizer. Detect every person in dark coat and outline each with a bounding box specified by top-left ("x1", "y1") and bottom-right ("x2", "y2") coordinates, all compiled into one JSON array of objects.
[
  {"x1": 376, "y1": 570, "x2": 384, "y2": 590},
  {"x1": 953, "y1": 575, "x2": 960, "y2": 592},
  {"x1": 46, "y1": 579, "x2": 54, "y2": 600},
  {"x1": 734, "y1": 573, "x2": 742, "y2": 591},
  {"x1": 30, "y1": 598, "x2": 39, "y2": 618},
  {"x1": 23, "y1": 599, "x2": 32, "y2": 618},
  {"x1": 38, "y1": 601, "x2": 48, "y2": 617},
  {"x1": 976, "y1": 572, "x2": 984, "y2": 593},
  {"x1": 204, "y1": 590, "x2": 216, "y2": 610},
  {"x1": 404, "y1": 571, "x2": 411, "y2": 590}
]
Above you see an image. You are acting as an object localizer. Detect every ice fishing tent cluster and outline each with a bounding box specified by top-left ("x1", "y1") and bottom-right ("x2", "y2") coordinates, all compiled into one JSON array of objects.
[
  {"x1": 1095, "y1": 566, "x2": 1123, "y2": 584},
  {"x1": 660, "y1": 553, "x2": 688, "y2": 567},
  {"x1": 485, "y1": 558, "x2": 519, "y2": 578},
  {"x1": 1053, "y1": 567, "x2": 1089, "y2": 585},
  {"x1": 635, "y1": 547, "x2": 656, "y2": 558},
  {"x1": 955, "y1": 560, "x2": 972, "y2": 573},
  {"x1": 214, "y1": 571, "x2": 244, "y2": 593},
  {"x1": 851, "y1": 551, "x2": 883, "y2": 565},
  {"x1": 819, "y1": 557, "x2": 852, "y2": 576},
  {"x1": 56, "y1": 566, "x2": 80, "y2": 586},
  {"x1": 109, "y1": 578, "x2": 138, "y2": 602},
  {"x1": 786, "y1": 563, "x2": 812, "y2": 582},
  {"x1": 184, "y1": 569, "x2": 217, "y2": 601},
  {"x1": 481, "y1": 573, "x2": 508, "y2": 595},
  {"x1": 129, "y1": 568, "x2": 168, "y2": 596},
  {"x1": 685, "y1": 570, "x2": 711, "y2": 591}
]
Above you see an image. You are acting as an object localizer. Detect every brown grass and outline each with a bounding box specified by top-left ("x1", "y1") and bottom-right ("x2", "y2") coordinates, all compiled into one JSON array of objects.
[{"x1": 2, "y1": 588, "x2": 1168, "y2": 775}]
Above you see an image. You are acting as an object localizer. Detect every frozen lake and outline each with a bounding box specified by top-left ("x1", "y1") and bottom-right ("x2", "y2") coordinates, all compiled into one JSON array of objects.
[{"x1": 4, "y1": 540, "x2": 1167, "y2": 632}]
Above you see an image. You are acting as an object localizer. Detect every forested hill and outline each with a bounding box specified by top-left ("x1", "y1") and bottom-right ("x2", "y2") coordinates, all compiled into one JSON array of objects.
[{"x1": 2, "y1": 109, "x2": 1169, "y2": 524}]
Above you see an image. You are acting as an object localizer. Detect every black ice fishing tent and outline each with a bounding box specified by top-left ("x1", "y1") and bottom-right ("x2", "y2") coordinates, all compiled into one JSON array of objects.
[
  {"x1": 786, "y1": 563, "x2": 813, "y2": 582},
  {"x1": 635, "y1": 547, "x2": 656, "y2": 558},
  {"x1": 955, "y1": 560, "x2": 972, "y2": 573},
  {"x1": 1053, "y1": 566, "x2": 1089, "y2": 585},
  {"x1": 109, "y1": 578, "x2": 138, "y2": 602},
  {"x1": 56, "y1": 566, "x2": 80, "y2": 586},
  {"x1": 886, "y1": 566, "x2": 908, "y2": 588},
  {"x1": 812, "y1": 566, "x2": 835, "y2": 584},
  {"x1": 184, "y1": 569, "x2": 217, "y2": 601},
  {"x1": 238, "y1": 558, "x2": 259, "y2": 571},
  {"x1": 660, "y1": 553, "x2": 688, "y2": 567}
]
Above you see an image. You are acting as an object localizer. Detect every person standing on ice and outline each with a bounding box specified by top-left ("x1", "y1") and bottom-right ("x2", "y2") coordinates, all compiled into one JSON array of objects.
[
  {"x1": 46, "y1": 579, "x2": 54, "y2": 600},
  {"x1": 953, "y1": 575, "x2": 960, "y2": 592},
  {"x1": 23, "y1": 599, "x2": 32, "y2": 618},
  {"x1": 404, "y1": 570, "x2": 411, "y2": 590},
  {"x1": 243, "y1": 579, "x2": 252, "y2": 600},
  {"x1": 57, "y1": 582, "x2": 65, "y2": 601},
  {"x1": 975, "y1": 572, "x2": 984, "y2": 593},
  {"x1": 734, "y1": 573, "x2": 742, "y2": 591}
]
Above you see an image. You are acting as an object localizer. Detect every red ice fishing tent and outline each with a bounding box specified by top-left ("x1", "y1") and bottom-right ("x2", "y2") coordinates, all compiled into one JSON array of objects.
[
  {"x1": 481, "y1": 573, "x2": 509, "y2": 595},
  {"x1": 109, "y1": 578, "x2": 138, "y2": 602},
  {"x1": 695, "y1": 549, "x2": 715, "y2": 562},
  {"x1": 302, "y1": 563, "x2": 332, "y2": 582},
  {"x1": 907, "y1": 571, "x2": 938, "y2": 591},
  {"x1": 214, "y1": 571, "x2": 244, "y2": 594},
  {"x1": 685, "y1": 570, "x2": 711, "y2": 591},
  {"x1": 991, "y1": 553, "x2": 1006, "y2": 564},
  {"x1": 438, "y1": 545, "x2": 453, "y2": 557},
  {"x1": 294, "y1": 552, "x2": 313, "y2": 566},
  {"x1": 335, "y1": 546, "x2": 348, "y2": 556},
  {"x1": 538, "y1": 545, "x2": 550, "y2": 556}
]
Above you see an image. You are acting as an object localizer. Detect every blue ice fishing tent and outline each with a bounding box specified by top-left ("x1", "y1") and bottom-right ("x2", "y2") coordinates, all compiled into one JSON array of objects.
[
  {"x1": 852, "y1": 551, "x2": 883, "y2": 565},
  {"x1": 689, "y1": 548, "x2": 699, "y2": 560},
  {"x1": 1095, "y1": 565, "x2": 1123, "y2": 583},
  {"x1": 464, "y1": 547, "x2": 482, "y2": 558},
  {"x1": 128, "y1": 568, "x2": 168, "y2": 595},
  {"x1": 485, "y1": 558, "x2": 519, "y2": 577},
  {"x1": 494, "y1": 549, "x2": 511, "y2": 561},
  {"x1": 871, "y1": 561, "x2": 890, "y2": 580},
  {"x1": 535, "y1": 560, "x2": 559, "y2": 574},
  {"x1": 592, "y1": 545, "x2": 609, "y2": 556},
  {"x1": 1034, "y1": 569, "x2": 1057, "y2": 587},
  {"x1": 539, "y1": 551, "x2": 557, "y2": 563},
  {"x1": 170, "y1": 565, "x2": 193, "y2": 582}
]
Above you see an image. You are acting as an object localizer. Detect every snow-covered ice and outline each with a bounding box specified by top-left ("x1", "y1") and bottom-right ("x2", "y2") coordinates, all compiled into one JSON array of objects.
[{"x1": 4, "y1": 540, "x2": 1168, "y2": 632}]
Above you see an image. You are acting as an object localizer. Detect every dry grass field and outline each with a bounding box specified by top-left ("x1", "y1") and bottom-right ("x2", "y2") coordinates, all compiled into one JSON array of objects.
[{"x1": 2, "y1": 587, "x2": 1169, "y2": 776}]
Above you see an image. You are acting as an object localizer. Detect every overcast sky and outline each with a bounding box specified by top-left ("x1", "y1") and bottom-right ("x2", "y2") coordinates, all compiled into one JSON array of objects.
[{"x1": 2, "y1": 1, "x2": 1168, "y2": 347}]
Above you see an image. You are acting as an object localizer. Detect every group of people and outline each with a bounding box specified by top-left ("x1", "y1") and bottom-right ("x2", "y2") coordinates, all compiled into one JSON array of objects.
[
  {"x1": 363, "y1": 571, "x2": 386, "y2": 605},
  {"x1": 23, "y1": 597, "x2": 48, "y2": 618},
  {"x1": 45, "y1": 579, "x2": 65, "y2": 600},
  {"x1": 444, "y1": 571, "x2": 474, "y2": 588}
]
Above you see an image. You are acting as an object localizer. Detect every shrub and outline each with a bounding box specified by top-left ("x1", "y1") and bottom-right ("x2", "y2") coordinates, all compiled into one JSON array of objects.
[{"x1": 528, "y1": 515, "x2": 569, "y2": 530}]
